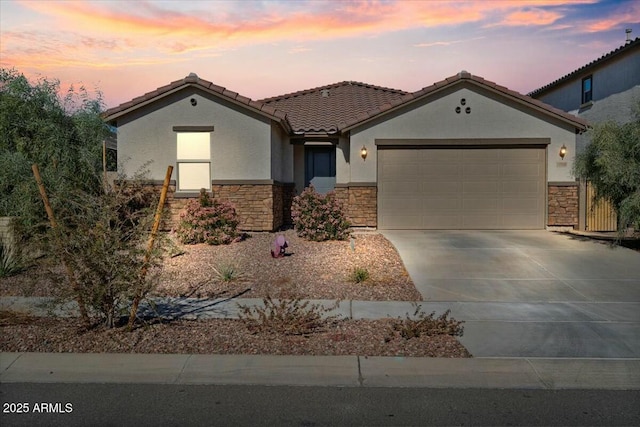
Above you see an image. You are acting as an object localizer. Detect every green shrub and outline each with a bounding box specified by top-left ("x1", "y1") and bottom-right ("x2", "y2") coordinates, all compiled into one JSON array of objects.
[
  {"x1": 349, "y1": 266, "x2": 370, "y2": 284},
  {"x1": 291, "y1": 185, "x2": 351, "y2": 241},
  {"x1": 212, "y1": 261, "x2": 244, "y2": 282},
  {"x1": 391, "y1": 305, "x2": 464, "y2": 339},
  {"x1": 0, "y1": 240, "x2": 25, "y2": 278},
  {"x1": 175, "y1": 189, "x2": 240, "y2": 245}
]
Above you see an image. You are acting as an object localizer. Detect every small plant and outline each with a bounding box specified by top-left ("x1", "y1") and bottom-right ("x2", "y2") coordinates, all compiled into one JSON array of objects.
[
  {"x1": 349, "y1": 266, "x2": 370, "y2": 284},
  {"x1": 391, "y1": 304, "x2": 464, "y2": 340},
  {"x1": 212, "y1": 261, "x2": 244, "y2": 282},
  {"x1": 291, "y1": 185, "x2": 351, "y2": 241},
  {"x1": 0, "y1": 240, "x2": 25, "y2": 278},
  {"x1": 238, "y1": 295, "x2": 341, "y2": 336},
  {"x1": 175, "y1": 189, "x2": 240, "y2": 245}
]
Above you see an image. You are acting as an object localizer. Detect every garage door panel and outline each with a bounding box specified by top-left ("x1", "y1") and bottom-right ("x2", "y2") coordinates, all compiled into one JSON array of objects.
[
  {"x1": 422, "y1": 164, "x2": 462, "y2": 177},
  {"x1": 382, "y1": 181, "x2": 420, "y2": 194},
  {"x1": 422, "y1": 181, "x2": 462, "y2": 194},
  {"x1": 503, "y1": 164, "x2": 541, "y2": 177},
  {"x1": 422, "y1": 150, "x2": 462, "y2": 162},
  {"x1": 423, "y1": 215, "x2": 463, "y2": 229},
  {"x1": 464, "y1": 181, "x2": 499, "y2": 193},
  {"x1": 503, "y1": 181, "x2": 540, "y2": 194},
  {"x1": 503, "y1": 198, "x2": 540, "y2": 212},
  {"x1": 462, "y1": 150, "x2": 500, "y2": 161},
  {"x1": 379, "y1": 147, "x2": 545, "y2": 230},
  {"x1": 464, "y1": 164, "x2": 501, "y2": 177},
  {"x1": 463, "y1": 197, "x2": 499, "y2": 211},
  {"x1": 423, "y1": 197, "x2": 463, "y2": 211}
]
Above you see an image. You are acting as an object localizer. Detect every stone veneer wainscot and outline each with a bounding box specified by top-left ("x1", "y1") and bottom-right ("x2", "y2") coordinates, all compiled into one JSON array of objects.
[{"x1": 548, "y1": 182, "x2": 579, "y2": 228}]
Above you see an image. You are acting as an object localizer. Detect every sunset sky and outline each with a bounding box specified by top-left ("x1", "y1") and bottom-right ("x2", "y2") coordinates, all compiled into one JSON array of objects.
[{"x1": 1, "y1": 0, "x2": 638, "y2": 109}]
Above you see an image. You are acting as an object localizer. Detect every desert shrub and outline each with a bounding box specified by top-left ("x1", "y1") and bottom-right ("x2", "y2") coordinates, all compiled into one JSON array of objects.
[
  {"x1": 175, "y1": 189, "x2": 240, "y2": 245},
  {"x1": 349, "y1": 266, "x2": 370, "y2": 284},
  {"x1": 291, "y1": 185, "x2": 351, "y2": 241},
  {"x1": 212, "y1": 261, "x2": 244, "y2": 282},
  {"x1": 238, "y1": 295, "x2": 341, "y2": 336},
  {"x1": 0, "y1": 240, "x2": 25, "y2": 278},
  {"x1": 43, "y1": 178, "x2": 168, "y2": 328},
  {"x1": 391, "y1": 305, "x2": 464, "y2": 339}
]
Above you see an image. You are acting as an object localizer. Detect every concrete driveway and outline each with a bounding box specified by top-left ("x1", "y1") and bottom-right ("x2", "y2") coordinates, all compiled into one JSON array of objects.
[{"x1": 381, "y1": 230, "x2": 640, "y2": 358}]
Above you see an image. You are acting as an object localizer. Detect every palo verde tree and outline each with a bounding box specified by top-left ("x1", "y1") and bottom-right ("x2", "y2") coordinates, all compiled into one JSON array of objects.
[
  {"x1": 1, "y1": 68, "x2": 167, "y2": 328},
  {"x1": 0, "y1": 68, "x2": 107, "y2": 233},
  {"x1": 573, "y1": 101, "x2": 640, "y2": 233}
]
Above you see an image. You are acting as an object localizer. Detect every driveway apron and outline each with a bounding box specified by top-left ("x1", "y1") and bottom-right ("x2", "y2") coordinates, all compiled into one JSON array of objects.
[{"x1": 381, "y1": 230, "x2": 640, "y2": 358}]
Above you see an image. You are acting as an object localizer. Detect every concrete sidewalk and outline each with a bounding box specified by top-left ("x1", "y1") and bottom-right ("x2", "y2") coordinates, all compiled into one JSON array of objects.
[{"x1": 2, "y1": 352, "x2": 639, "y2": 389}]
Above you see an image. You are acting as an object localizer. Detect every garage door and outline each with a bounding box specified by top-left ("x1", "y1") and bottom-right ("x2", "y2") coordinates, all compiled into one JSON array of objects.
[{"x1": 378, "y1": 147, "x2": 546, "y2": 229}]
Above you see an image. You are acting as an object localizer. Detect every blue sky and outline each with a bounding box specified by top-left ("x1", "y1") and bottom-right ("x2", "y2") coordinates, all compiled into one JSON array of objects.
[{"x1": 1, "y1": 0, "x2": 638, "y2": 108}]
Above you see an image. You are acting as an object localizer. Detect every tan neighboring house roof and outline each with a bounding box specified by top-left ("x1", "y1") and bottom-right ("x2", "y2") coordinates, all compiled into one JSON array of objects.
[
  {"x1": 103, "y1": 73, "x2": 292, "y2": 133},
  {"x1": 528, "y1": 37, "x2": 640, "y2": 97},
  {"x1": 259, "y1": 81, "x2": 407, "y2": 136},
  {"x1": 340, "y1": 71, "x2": 589, "y2": 132}
]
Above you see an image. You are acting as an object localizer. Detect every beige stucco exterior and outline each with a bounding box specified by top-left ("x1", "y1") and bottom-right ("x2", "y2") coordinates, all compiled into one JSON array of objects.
[
  {"x1": 346, "y1": 85, "x2": 579, "y2": 185},
  {"x1": 116, "y1": 88, "x2": 287, "y2": 184}
]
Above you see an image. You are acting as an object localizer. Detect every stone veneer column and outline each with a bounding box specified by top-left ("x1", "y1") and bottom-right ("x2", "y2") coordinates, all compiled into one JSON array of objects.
[
  {"x1": 334, "y1": 184, "x2": 377, "y2": 228},
  {"x1": 548, "y1": 182, "x2": 579, "y2": 228}
]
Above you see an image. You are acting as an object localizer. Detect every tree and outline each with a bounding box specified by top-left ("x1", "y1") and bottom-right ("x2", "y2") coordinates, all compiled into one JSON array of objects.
[
  {"x1": 0, "y1": 68, "x2": 107, "y2": 234},
  {"x1": 573, "y1": 102, "x2": 640, "y2": 232}
]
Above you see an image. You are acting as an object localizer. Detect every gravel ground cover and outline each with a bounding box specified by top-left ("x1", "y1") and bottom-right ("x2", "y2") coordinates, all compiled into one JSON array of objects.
[
  {"x1": 0, "y1": 312, "x2": 471, "y2": 358},
  {"x1": 0, "y1": 230, "x2": 471, "y2": 357}
]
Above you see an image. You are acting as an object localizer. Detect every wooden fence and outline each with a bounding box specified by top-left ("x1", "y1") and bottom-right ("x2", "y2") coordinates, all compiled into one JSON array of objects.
[{"x1": 586, "y1": 182, "x2": 617, "y2": 232}]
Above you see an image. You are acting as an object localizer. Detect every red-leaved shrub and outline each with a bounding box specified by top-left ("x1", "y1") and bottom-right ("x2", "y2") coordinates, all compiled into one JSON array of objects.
[
  {"x1": 175, "y1": 189, "x2": 240, "y2": 245},
  {"x1": 291, "y1": 186, "x2": 350, "y2": 241}
]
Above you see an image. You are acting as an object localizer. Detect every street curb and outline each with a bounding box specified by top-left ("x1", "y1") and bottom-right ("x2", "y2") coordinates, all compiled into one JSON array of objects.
[{"x1": 2, "y1": 353, "x2": 639, "y2": 390}]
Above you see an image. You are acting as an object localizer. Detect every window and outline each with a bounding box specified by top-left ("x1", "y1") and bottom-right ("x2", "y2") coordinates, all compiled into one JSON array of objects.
[
  {"x1": 176, "y1": 132, "x2": 211, "y2": 191},
  {"x1": 582, "y1": 75, "x2": 592, "y2": 104}
]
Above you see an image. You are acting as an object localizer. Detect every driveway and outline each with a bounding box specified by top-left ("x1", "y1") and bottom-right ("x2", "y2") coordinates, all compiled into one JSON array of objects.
[{"x1": 381, "y1": 230, "x2": 640, "y2": 358}]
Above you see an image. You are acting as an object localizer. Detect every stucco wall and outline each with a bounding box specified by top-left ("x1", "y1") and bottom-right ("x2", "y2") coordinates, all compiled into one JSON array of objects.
[
  {"x1": 270, "y1": 123, "x2": 293, "y2": 183},
  {"x1": 348, "y1": 85, "x2": 578, "y2": 184},
  {"x1": 116, "y1": 88, "x2": 273, "y2": 182},
  {"x1": 535, "y1": 47, "x2": 640, "y2": 112}
]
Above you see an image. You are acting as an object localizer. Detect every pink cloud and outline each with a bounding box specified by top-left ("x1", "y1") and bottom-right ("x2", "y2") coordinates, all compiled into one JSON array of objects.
[
  {"x1": 499, "y1": 9, "x2": 563, "y2": 26},
  {"x1": 583, "y1": 2, "x2": 640, "y2": 32}
]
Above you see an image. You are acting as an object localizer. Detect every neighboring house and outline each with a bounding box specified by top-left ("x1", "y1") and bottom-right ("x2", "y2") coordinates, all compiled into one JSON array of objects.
[
  {"x1": 529, "y1": 37, "x2": 640, "y2": 231},
  {"x1": 104, "y1": 70, "x2": 587, "y2": 231}
]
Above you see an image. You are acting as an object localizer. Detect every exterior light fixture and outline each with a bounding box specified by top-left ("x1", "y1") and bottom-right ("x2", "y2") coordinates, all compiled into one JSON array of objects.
[
  {"x1": 360, "y1": 146, "x2": 368, "y2": 160},
  {"x1": 559, "y1": 144, "x2": 567, "y2": 159}
]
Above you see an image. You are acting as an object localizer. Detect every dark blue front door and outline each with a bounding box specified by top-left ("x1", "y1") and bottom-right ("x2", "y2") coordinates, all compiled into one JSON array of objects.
[{"x1": 305, "y1": 146, "x2": 336, "y2": 194}]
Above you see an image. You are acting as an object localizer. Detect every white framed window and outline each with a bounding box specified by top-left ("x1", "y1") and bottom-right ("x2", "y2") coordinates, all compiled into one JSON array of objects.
[{"x1": 176, "y1": 132, "x2": 211, "y2": 191}]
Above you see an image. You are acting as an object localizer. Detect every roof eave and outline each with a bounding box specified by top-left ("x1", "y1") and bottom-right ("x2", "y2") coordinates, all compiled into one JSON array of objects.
[{"x1": 103, "y1": 81, "x2": 292, "y2": 133}]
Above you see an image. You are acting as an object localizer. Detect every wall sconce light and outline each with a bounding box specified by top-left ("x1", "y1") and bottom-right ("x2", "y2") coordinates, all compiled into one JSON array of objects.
[
  {"x1": 360, "y1": 146, "x2": 368, "y2": 160},
  {"x1": 559, "y1": 144, "x2": 567, "y2": 160}
]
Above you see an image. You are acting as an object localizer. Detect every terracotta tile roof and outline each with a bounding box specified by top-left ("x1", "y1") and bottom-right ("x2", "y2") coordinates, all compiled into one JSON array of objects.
[
  {"x1": 103, "y1": 73, "x2": 291, "y2": 133},
  {"x1": 259, "y1": 81, "x2": 408, "y2": 135},
  {"x1": 528, "y1": 37, "x2": 640, "y2": 97},
  {"x1": 340, "y1": 71, "x2": 589, "y2": 132}
]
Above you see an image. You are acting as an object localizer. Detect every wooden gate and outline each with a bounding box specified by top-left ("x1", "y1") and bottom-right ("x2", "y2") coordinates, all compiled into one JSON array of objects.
[{"x1": 586, "y1": 181, "x2": 617, "y2": 231}]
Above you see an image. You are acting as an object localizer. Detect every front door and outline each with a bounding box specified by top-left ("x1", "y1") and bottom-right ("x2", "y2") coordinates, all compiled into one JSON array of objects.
[{"x1": 305, "y1": 146, "x2": 336, "y2": 194}]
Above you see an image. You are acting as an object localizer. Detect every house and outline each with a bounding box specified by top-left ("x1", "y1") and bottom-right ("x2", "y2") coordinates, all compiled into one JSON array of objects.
[
  {"x1": 529, "y1": 36, "x2": 640, "y2": 231},
  {"x1": 104, "y1": 71, "x2": 588, "y2": 231}
]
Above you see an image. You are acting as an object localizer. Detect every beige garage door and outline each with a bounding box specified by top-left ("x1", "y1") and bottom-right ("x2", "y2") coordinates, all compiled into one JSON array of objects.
[{"x1": 378, "y1": 147, "x2": 546, "y2": 229}]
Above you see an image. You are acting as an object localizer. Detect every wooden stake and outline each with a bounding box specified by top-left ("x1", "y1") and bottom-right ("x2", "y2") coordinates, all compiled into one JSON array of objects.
[
  {"x1": 128, "y1": 165, "x2": 173, "y2": 329},
  {"x1": 102, "y1": 140, "x2": 108, "y2": 194},
  {"x1": 32, "y1": 164, "x2": 90, "y2": 326}
]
